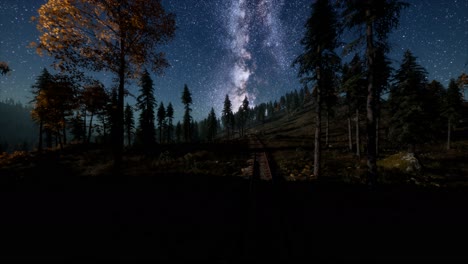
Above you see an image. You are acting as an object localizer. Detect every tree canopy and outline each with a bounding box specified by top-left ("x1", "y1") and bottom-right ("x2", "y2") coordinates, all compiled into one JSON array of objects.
[
  {"x1": 389, "y1": 50, "x2": 429, "y2": 151},
  {"x1": 33, "y1": 0, "x2": 176, "y2": 163},
  {"x1": 0, "y1": 61, "x2": 10, "y2": 75},
  {"x1": 293, "y1": 0, "x2": 341, "y2": 178}
]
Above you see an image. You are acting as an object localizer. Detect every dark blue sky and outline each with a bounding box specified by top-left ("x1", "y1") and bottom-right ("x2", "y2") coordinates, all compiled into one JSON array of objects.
[{"x1": 0, "y1": 0, "x2": 467, "y2": 122}]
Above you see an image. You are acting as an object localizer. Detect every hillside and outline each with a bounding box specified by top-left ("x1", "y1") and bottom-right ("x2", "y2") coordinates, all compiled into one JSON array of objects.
[{"x1": 247, "y1": 99, "x2": 468, "y2": 188}]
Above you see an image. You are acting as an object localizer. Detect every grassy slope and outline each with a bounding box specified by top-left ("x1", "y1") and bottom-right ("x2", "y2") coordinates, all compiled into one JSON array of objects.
[{"x1": 248, "y1": 101, "x2": 468, "y2": 187}]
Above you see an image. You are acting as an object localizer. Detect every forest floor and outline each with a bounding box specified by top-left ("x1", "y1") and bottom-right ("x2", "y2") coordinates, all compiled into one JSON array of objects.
[
  {"x1": 1, "y1": 164, "x2": 468, "y2": 262},
  {"x1": 1, "y1": 103, "x2": 468, "y2": 261}
]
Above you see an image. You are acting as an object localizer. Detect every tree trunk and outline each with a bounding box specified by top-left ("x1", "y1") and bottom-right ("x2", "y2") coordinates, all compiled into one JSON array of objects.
[
  {"x1": 58, "y1": 130, "x2": 63, "y2": 150},
  {"x1": 127, "y1": 126, "x2": 131, "y2": 146},
  {"x1": 314, "y1": 102, "x2": 321, "y2": 177},
  {"x1": 87, "y1": 112, "x2": 94, "y2": 144},
  {"x1": 46, "y1": 130, "x2": 52, "y2": 149},
  {"x1": 61, "y1": 112, "x2": 67, "y2": 146},
  {"x1": 314, "y1": 67, "x2": 322, "y2": 178},
  {"x1": 167, "y1": 124, "x2": 171, "y2": 143},
  {"x1": 365, "y1": 11, "x2": 377, "y2": 186},
  {"x1": 55, "y1": 130, "x2": 61, "y2": 149},
  {"x1": 114, "y1": 36, "x2": 125, "y2": 166},
  {"x1": 325, "y1": 111, "x2": 329, "y2": 147},
  {"x1": 376, "y1": 117, "x2": 379, "y2": 157},
  {"x1": 356, "y1": 109, "x2": 360, "y2": 158},
  {"x1": 38, "y1": 119, "x2": 43, "y2": 152},
  {"x1": 83, "y1": 108, "x2": 87, "y2": 143},
  {"x1": 159, "y1": 125, "x2": 163, "y2": 144},
  {"x1": 62, "y1": 124, "x2": 67, "y2": 146},
  {"x1": 447, "y1": 118, "x2": 451, "y2": 150},
  {"x1": 347, "y1": 115, "x2": 353, "y2": 151}
]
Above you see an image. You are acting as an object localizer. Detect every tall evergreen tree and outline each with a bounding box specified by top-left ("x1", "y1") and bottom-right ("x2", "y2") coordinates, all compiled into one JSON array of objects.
[
  {"x1": 181, "y1": 84, "x2": 193, "y2": 142},
  {"x1": 256, "y1": 103, "x2": 267, "y2": 125},
  {"x1": 166, "y1": 102, "x2": 174, "y2": 143},
  {"x1": 222, "y1": 94, "x2": 234, "y2": 139},
  {"x1": 31, "y1": 68, "x2": 54, "y2": 152},
  {"x1": 136, "y1": 70, "x2": 156, "y2": 149},
  {"x1": 175, "y1": 121, "x2": 182, "y2": 143},
  {"x1": 340, "y1": 0, "x2": 409, "y2": 185},
  {"x1": 238, "y1": 96, "x2": 249, "y2": 137},
  {"x1": 442, "y1": 79, "x2": 463, "y2": 150},
  {"x1": 341, "y1": 54, "x2": 367, "y2": 157},
  {"x1": 124, "y1": 103, "x2": 135, "y2": 146},
  {"x1": 389, "y1": 50, "x2": 429, "y2": 153},
  {"x1": 54, "y1": 74, "x2": 78, "y2": 147},
  {"x1": 425, "y1": 80, "x2": 446, "y2": 138},
  {"x1": 207, "y1": 107, "x2": 218, "y2": 142},
  {"x1": 191, "y1": 120, "x2": 199, "y2": 142},
  {"x1": 373, "y1": 47, "x2": 393, "y2": 156},
  {"x1": 157, "y1": 102, "x2": 166, "y2": 143},
  {"x1": 293, "y1": 0, "x2": 340, "y2": 178}
]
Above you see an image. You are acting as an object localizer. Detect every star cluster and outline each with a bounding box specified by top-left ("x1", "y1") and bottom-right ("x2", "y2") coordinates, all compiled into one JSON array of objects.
[{"x1": 0, "y1": 0, "x2": 466, "y2": 122}]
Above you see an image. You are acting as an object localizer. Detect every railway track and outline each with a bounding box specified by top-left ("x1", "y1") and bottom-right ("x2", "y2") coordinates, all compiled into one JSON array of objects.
[
  {"x1": 241, "y1": 134, "x2": 289, "y2": 260},
  {"x1": 247, "y1": 134, "x2": 273, "y2": 182}
]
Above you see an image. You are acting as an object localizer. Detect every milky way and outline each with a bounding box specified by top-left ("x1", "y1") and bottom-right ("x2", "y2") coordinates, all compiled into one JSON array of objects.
[
  {"x1": 222, "y1": 0, "x2": 288, "y2": 112},
  {"x1": 0, "y1": 0, "x2": 466, "y2": 122}
]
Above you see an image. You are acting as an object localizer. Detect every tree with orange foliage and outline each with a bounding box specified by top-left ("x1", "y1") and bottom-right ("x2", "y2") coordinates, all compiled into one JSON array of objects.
[
  {"x1": 0, "y1": 61, "x2": 10, "y2": 75},
  {"x1": 32, "y1": 0, "x2": 176, "y2": 165}
]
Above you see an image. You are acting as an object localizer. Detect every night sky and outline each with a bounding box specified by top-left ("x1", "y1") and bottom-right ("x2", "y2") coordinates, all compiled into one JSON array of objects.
[{"x1": 0, "y1": 0, "x2": 467, "y2": 122}]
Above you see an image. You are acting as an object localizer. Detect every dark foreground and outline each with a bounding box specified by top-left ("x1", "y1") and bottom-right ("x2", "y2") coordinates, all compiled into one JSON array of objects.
[{"x1": 1, "y1": 174, "x2": 468, "y2": 262}]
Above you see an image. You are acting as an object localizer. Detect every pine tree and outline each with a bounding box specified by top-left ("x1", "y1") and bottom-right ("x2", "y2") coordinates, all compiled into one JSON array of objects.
[
  {"x1": 191, "y1": 120, "x2": 199, "y2": 142},
  {"x1": 157, "y1": 102, "x2": 166, "y2": 143},
  {"x1": 293, "y1": 0, "x2": 340, "y2": 178},
  {"x1": 222, "y1": 94, "x2": 234, "y2": 139},
  {"x1": 238, "y1": 96, "x2": 249, "y2": 137},
  {"x1": 389, "y1": 50, "x2": 429, "y2": 153},
  {"x1": 166, "y1": 102, "x2": 174, "y2": 143},
  {"x1": 426, "y1": 80, "x2": 446, "y2": 138},
  {"x1": 340, "y1": 0, "x2": 409, "y2": 185},
  {"x1": 136, "y1": 70, "x2": 156, "y2": 149},
  {"x1": 374, "y1": 47, "x2": 393, "y2": 156},
  {"x1": 181, "y1": 84, "x2": 193, "y2": 142},
  {"x1": 175, "y1": 121, "x2": 182, "y2": 143},
  {"x1": 342, "y1": 54, "x2": 367, "y2": 157},
  {"x1": 124, "y1": 103, "x2": 135, "y2": 146},
  {"x1": 207, "y1": 107, "x2": 218, "y2": 142},
  {"x1": 31, "y1": 68, "x2": 54, "y2": 152},
  {"x1": 256, "y1": 103, "x2": 267, "y2": 125},
  {"x1": 442, "y1": 79, "x2": 463, "y2": 150}
]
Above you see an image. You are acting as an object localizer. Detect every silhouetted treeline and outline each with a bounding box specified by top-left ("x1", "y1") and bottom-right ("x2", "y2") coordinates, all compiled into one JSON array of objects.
[{"x1": 0, "y1": 99, "x2": 38, "y2": 153}]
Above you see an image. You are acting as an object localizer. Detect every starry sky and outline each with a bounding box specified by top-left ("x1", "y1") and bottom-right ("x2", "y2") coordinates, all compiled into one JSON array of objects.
[{"x1": 0, "y1": 0, "x2": 467, "y2": 122}]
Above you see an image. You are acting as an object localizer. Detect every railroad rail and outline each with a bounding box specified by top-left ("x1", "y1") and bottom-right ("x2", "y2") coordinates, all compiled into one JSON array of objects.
[{"x1": 247, "y1": 134, "x2": 273, "y2": 182}]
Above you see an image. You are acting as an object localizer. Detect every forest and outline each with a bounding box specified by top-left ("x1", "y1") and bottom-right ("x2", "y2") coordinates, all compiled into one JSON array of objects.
[{"x1": 0, "y1": 0, "x2": 468, "y2": 262}]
